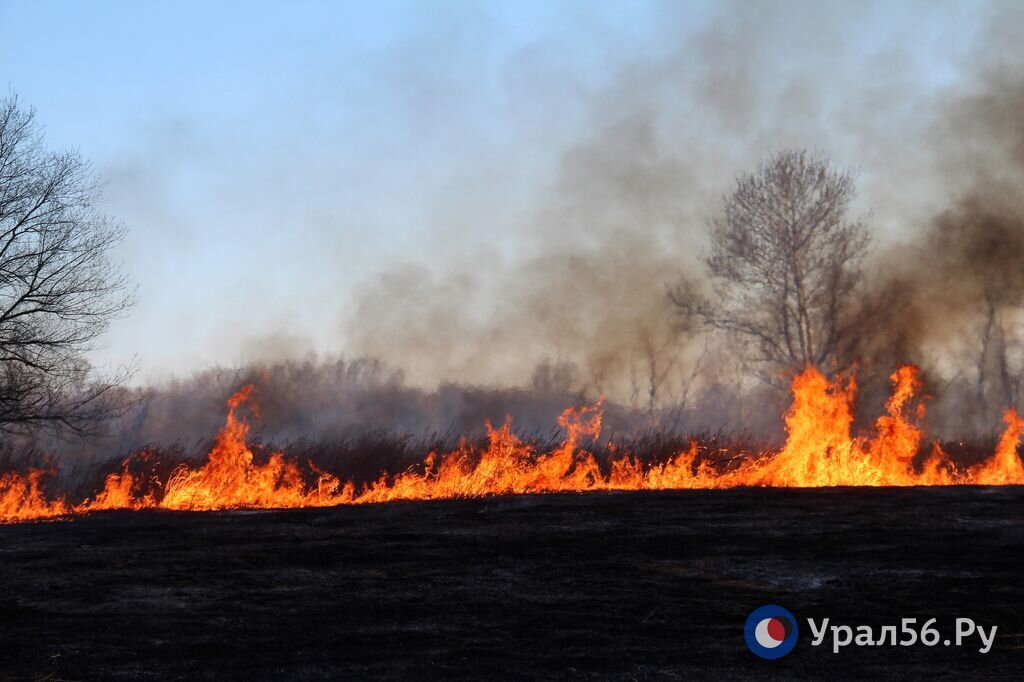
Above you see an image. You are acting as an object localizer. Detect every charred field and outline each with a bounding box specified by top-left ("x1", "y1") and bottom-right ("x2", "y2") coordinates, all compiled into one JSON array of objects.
[{"x1": 1, "y1": 486, "x2": 1021, "y2": 680}]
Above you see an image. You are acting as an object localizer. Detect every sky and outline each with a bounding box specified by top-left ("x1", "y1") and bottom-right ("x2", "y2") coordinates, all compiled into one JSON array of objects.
[{"x1": 0, "y1": 0, "x2": 995, "y2": 385}]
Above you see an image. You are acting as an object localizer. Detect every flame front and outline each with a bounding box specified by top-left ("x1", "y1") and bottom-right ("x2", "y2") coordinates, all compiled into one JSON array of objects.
[{"x1": 3, "y1": 365, "x2": 1023, "y2": 523}]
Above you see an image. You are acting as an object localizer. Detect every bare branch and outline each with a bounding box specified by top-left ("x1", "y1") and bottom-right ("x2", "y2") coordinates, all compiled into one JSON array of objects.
[
  {"x1": 670, "y1": 149, "x2": 870, "y2": 379},
  {"x1": 0, "y1": 95, "x2": 135, "y2": 436}
]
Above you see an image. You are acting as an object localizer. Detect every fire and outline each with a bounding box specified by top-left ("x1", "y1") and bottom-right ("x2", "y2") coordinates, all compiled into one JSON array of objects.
[
  {"x1": 0, "y1": 469, "x2": 69, "y2": 522},
  {"x1": 359, "y1": 401, "x2": 606, "y2": 502},
  {"x1": 159, "y1": 386, "x2": 351, "y2": 510},
  {"x1": 972, "y1": 408, "x2": 1024, "y2": 485},
  {"x1": 738, "y1": 365, "x2": 957, "y2": 487},
  {"x1": 2, "y1": 365, "x2": 1023, "y2": 523}
]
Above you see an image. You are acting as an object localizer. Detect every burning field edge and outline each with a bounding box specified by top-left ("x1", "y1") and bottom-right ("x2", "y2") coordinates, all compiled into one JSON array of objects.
[{"x1": 4, "y1": 364, "x2": 1024, "y2": 524}]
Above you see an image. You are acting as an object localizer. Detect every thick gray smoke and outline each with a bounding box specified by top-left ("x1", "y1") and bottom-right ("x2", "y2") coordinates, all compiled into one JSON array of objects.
[
  {"x1": 333, "y1": 3, "x2": 1024, "y2": 440},
  {"x1": 852, "y1": 9, "x2": 1024, "y2": 435}
]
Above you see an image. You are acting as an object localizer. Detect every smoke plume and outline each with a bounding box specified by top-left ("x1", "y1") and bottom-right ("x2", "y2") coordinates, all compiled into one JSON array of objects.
[{"x1": 21, "y1": 1, "x2": 1024, "y2": 463}]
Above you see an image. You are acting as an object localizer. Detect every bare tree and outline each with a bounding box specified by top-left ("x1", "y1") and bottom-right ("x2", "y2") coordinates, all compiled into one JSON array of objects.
[
  {"x1": 672, "y1": 149, "x2": 870, "y2": 378},
  {"x1": 0, "y1": 95, "x2": 134, "y2": 435}
]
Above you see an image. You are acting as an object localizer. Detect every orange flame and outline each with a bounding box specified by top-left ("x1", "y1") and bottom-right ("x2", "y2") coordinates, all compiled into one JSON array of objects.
[
  {"x1": 971, "y1": 408, "x2": 1024, "y2": 485},
  {"x1": 0, "y1": 469, "x2": 69, "y2": 522},
  {"x1": 2, "y1": 365, "x2": 1023, "y2": 523}
]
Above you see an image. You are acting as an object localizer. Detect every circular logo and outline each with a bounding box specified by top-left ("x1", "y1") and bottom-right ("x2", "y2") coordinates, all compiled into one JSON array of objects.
[{"x1": 744, "y1": 605, "x2": 798, "y2": 659}]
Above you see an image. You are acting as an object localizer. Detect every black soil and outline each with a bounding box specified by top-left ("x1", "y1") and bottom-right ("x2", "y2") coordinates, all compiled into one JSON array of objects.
[{"x1": 0, "y1": 487, "x2": 1021, "y2": 680}]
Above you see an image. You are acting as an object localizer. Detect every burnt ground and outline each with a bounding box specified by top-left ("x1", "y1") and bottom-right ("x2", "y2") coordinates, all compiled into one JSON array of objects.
[{"x1": 0, "y1": 487, "x2": 1022, "y2": 680}]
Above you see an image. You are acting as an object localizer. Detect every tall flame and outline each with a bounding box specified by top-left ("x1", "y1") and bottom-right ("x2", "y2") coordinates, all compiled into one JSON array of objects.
[{"x1": 2, "y1": 364, "x2": 1023, "y2": 523}]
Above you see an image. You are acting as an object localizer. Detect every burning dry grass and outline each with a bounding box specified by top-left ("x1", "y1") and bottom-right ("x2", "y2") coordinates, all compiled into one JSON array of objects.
[{"x1": 2, "y1": 365, "x2": 1023, "y2": 523}]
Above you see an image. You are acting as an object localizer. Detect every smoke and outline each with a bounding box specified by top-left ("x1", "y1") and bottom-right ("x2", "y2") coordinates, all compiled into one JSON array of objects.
[
  {"x1": 335, "y1": 2, "x2": 1024, "y2": 435},
  {"x1": 19, "y1": 1, "x2": 1024, "y2": 459},
  {"x1": 845, "y1": 3, "x2": 1024, "y2": 434},
  {"x1": 27, "y1": 355, "x2": 687, "y2": 468}
]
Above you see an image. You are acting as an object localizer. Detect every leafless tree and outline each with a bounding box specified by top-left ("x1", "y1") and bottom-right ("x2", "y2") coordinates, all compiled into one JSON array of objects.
[
  {"x1": 672, "y1": 149, "x2": 870, "y2": 378},
  {"x1": 0, "y1": 95, "x2": 134, "y2": 436}
]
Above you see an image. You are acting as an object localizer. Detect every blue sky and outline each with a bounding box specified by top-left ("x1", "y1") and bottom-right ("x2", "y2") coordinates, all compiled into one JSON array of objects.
[{"x1": 0, "y1": 1, "x2": 993, "y2": 384}]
